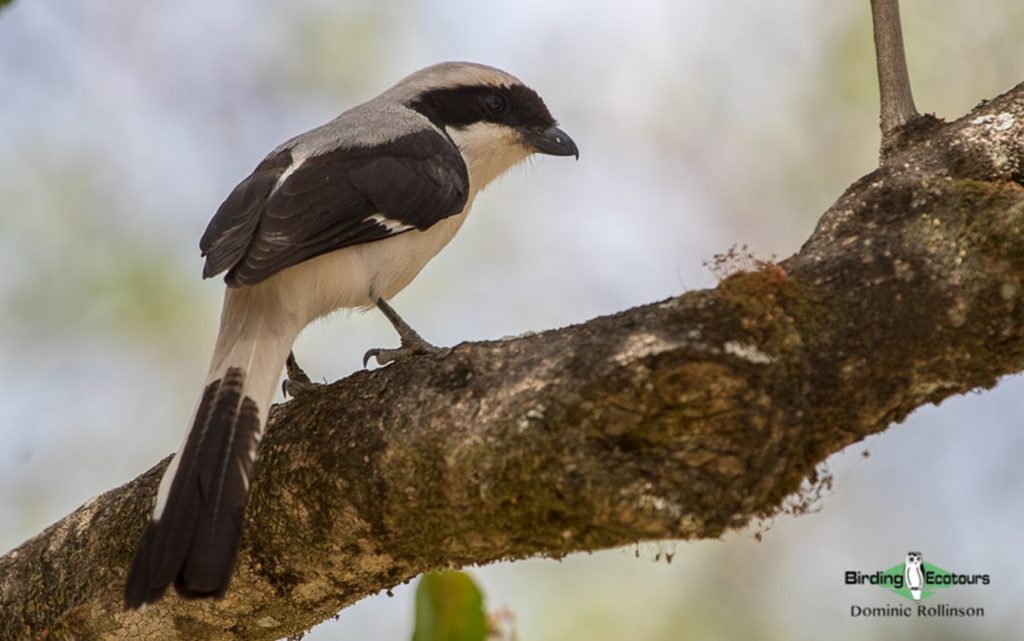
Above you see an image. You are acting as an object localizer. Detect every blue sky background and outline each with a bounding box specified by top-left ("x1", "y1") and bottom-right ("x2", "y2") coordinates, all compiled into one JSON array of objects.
[{"x1": 2, "y1": 1, "x2": 1023, "y2": 638}]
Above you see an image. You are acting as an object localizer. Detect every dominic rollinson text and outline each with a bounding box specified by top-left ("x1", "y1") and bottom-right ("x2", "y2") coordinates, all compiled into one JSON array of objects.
[{"x1": 851, "y1": 604, "x2": 984, "y2": 618}]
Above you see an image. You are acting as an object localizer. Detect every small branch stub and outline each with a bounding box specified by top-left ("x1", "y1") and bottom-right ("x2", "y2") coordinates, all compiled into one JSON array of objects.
[{"x1": 870, "y1": 0, "x2": 921, "y2": 147}]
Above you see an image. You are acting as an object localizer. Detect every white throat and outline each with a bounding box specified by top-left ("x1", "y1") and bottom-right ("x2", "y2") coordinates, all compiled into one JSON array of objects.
[{"x1": 446, "y1": 123, "x2": 531, "y2": 196}]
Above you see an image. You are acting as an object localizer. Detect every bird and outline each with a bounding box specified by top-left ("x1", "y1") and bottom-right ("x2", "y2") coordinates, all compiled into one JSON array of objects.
[
  {"x1": 904, "y1": 551, "x2": 924, "y2": 600},
  {"x1": 123, "y1": 61, "x2": 578, "y2": 609}
]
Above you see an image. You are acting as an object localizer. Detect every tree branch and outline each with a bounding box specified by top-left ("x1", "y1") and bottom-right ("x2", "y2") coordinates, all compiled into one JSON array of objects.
[{"x1": 3, "y1": 80, "x2": 1024, "y2": 641}]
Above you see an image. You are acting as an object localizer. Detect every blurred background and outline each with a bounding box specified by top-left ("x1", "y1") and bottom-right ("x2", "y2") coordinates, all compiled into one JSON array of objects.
[{"x1": 2, "y1": 1, "x2": 1023, "y2": 638}]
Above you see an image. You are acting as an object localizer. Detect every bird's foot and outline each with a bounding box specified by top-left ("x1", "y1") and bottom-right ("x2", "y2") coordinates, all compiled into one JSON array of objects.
[
  {"x1": 282, "y1": 352, "x2": 324, "y2": 398},
  {"x1": 362, "y1": 337, "x2": 442, "y2": 368},
  {"x1": 283, "y1": 377, "x2": 323, "y2": 398}
]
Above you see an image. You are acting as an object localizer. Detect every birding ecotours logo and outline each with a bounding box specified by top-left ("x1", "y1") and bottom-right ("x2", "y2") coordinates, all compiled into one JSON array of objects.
[
  {"x1": 844, "y1": 551, "x2": 991, "y2": 618},
  {"x1": 844, "y1": 551, "x2": 990, "y2": 602}
]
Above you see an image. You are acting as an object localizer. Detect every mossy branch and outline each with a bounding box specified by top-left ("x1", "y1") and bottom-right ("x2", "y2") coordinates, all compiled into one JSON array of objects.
[{"x1": 3, "y1": 82, "x2": 1024, "y2": 641}]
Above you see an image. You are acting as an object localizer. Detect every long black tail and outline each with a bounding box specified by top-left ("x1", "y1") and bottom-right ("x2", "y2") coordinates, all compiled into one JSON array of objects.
[{"x1": 124, "y1": 367, "x2": 261, "y2": 608}]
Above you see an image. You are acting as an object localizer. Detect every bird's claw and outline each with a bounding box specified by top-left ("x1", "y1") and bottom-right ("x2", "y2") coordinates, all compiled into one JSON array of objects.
[
  {"x1": 283, "y1": 351, "x2": 323, "y2": 398},
  {"x1": 282, "y1": 377, "x2": 323, "y2": 398},
  {"x1": 362, "y1": 340, "x2": 441, "y2": 368}
]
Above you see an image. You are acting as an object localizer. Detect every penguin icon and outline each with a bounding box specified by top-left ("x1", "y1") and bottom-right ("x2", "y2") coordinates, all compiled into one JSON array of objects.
[{"x1": 904, "y1": 551, "x2": 924, "y2": 601}]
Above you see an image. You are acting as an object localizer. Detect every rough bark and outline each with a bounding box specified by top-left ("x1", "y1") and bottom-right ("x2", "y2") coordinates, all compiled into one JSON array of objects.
[{"x1": 2, "y1": 81, "x2": 1024, "y2": 641}]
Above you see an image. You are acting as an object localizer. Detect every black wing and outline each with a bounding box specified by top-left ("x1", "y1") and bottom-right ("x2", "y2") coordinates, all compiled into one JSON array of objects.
[{"x1": 200, "y1": 128, "x2": 469, "y2": 287}]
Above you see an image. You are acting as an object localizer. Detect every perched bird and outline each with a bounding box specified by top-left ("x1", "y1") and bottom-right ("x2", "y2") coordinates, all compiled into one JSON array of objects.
[{"x1": 124, "y1": 61, "x2": 578, "y2": 608}]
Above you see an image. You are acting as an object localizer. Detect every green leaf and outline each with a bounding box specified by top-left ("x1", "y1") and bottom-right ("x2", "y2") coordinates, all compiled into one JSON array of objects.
[{"x1": 412, "y1": 571, "x2": 487, "y2": 641}]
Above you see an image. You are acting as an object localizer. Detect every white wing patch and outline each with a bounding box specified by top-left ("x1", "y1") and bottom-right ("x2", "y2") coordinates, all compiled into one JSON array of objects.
[
  {"x1": 271, "y1": 147, "x2": 313, "y2": 195},
  {"x1": 365, "y1": 213, "x2": 415, "y2": 233}
]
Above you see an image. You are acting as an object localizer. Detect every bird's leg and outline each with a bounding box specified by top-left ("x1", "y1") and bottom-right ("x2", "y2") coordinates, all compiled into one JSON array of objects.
[
  {"x1": 363, "y1": 298, "x2": 441, "y2": 367},
  {"x1": 282, "y1": 351, "x2": 323, "y2": 398}
]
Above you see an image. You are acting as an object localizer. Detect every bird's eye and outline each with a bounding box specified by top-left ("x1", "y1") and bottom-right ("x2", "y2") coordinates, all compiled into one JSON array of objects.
[{"x1": 484, "y1": 93, "x2": 509, "y2": 117}]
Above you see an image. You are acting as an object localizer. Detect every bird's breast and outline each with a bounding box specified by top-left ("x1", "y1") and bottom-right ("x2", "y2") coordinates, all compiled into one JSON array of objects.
[{"x1": 265, "y1": 206, "x2": 473, "y2": 324}]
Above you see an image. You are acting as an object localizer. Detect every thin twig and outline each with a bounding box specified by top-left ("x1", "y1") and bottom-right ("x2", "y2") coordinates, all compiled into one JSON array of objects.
[{"x1": 870, "y1": 0, "x2": 920, "y2": 141}]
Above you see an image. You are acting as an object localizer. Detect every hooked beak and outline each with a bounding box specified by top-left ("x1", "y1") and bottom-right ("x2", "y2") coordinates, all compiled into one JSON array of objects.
[{"x1": 521, "y1": 126, "x2": 579, "y2": 159}]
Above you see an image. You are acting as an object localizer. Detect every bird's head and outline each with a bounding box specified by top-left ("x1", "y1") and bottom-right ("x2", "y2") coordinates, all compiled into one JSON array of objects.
[{"x1": 388, "y1": 61, "x2": 578, "y2": 190}]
